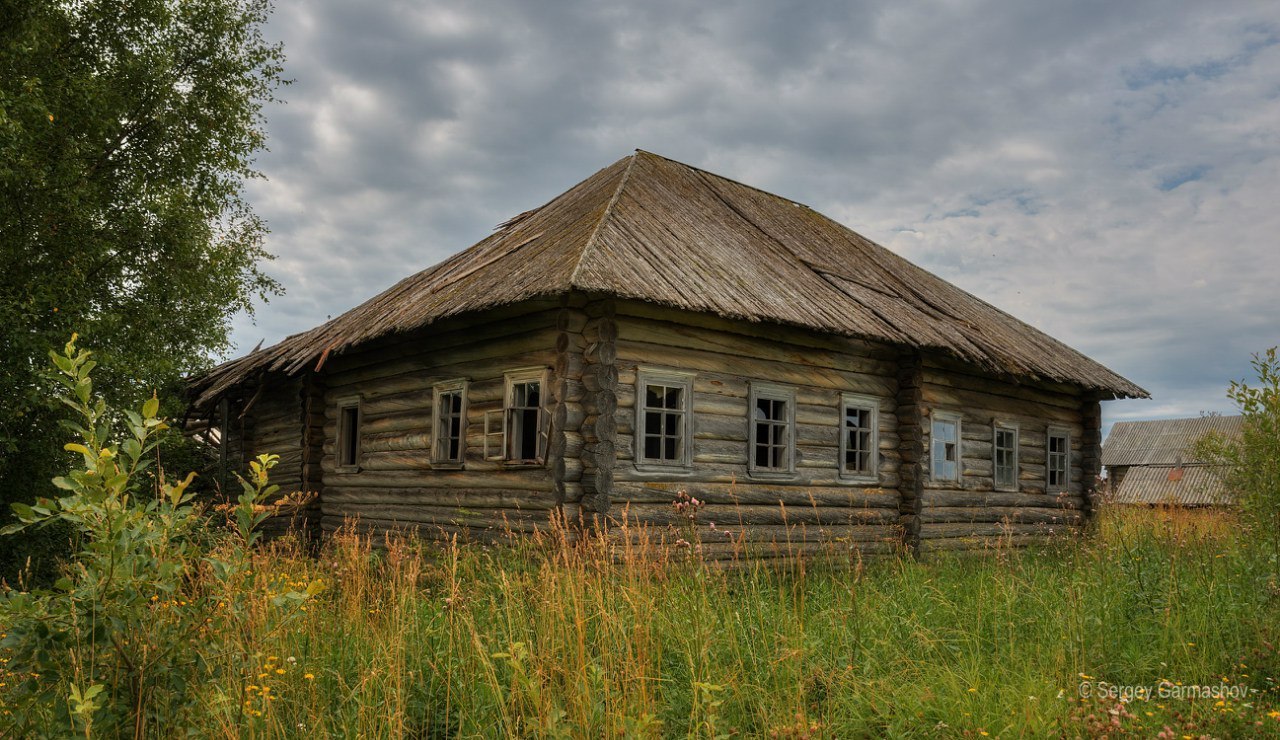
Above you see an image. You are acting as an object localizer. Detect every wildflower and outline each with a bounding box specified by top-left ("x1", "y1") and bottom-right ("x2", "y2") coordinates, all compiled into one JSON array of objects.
[
  {"x1": 275, "y1": 668, "x2": 285, "y2": 675},
  {"x1": 304, "y1": 673, "x2": 315, "y2": 681},
  {"x1": 287, "y1": 656, "x2": 297, "y2": 664}
]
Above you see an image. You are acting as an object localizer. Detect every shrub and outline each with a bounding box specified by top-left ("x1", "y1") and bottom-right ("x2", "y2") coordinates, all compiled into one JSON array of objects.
[
  {"x1": 0, "y1": 337, "x2": 321, "y2": 736},
  {"x1": 1196, "y1": 347, "x2": 1280, "y2": 569}
]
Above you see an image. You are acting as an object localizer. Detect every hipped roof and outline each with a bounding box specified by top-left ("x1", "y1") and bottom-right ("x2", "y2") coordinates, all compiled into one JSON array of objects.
[{"x1": 191, "y1": 150, "x2": 1147, "y2": 407}]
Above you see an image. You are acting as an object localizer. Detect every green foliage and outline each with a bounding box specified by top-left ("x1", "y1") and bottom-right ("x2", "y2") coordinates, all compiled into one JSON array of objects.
[
  {"x1": 1196, "y1": 347, "x2": 1280, "y2": 568},
  {"x1": 0, "y1": 0, "x2": 286, "y2": 582},
  {"x1": 0, "y1": 340, "x2": 319, "y2": 737}
]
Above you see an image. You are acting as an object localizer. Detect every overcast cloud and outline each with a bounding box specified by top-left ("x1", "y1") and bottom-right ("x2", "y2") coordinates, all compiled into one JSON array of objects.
[{"x1": 231, "y1": 0, "x2": 1280, "y2": 431}]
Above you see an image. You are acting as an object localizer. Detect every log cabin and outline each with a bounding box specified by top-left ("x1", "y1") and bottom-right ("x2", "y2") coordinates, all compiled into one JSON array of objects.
[{"x1": 187, "y1": 150, "x2": 1147, "y2": 556}]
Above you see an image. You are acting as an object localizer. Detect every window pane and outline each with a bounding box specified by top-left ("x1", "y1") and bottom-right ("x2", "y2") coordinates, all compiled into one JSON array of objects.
[
  {"x1": 340, "y1": 407, "x2": 358, "y2": 465},
  {"x1": 664, "y1": 436, "x2": 678, "y2": 461},
  {"x1": 644, "y1": 435, "x2": 661, "y2": 460},
  {"x1": 664, "y1": 412, "x2": 679, "y2": 436},
  {"x1": 520, "y1": 408, "x2": 538, "y2": 458},
  {"x1": 644, "y1": 411, "x2": 662, "y2": 436},
  {"x1": 754, "y1": 439, "x2": 770, "y2": 468},
  {"x1": 645, "y1": 386, "x2": 662, "y2": 408}
]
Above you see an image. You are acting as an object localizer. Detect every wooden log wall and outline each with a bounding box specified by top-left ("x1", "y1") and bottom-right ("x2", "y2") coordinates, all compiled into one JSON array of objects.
[
  {"x1": 577, "y1": 297, "x2": 618, "y2": 524},
  {"x1": 1080, "y1": 395, "x2": 1103, "y2": 517},
  {"x1": 317, "y1": 299, "x2": 562, "y2": 541},
  {"x1": 229, "y1": 375, "x2": 320, "y2": 539},
  {"x1": 916, "y1": 352, "x2": 1087, "y2": 552},
  {"x1": 897, "y1": 351, "x2": 925, "y2": 554},
  {"x1": 608, "y1": 301, "x2": 903, "y2": 554}
]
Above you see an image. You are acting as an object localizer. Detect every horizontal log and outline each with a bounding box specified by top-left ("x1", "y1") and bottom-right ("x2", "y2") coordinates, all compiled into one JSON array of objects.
[
  {"x1": 611, "y1": 481, "x2": 899, "y2": 507},
  {"x1": 918, "y1": 522, "x2": 1078, "y2": 539},
  {"x1": 921, "y1": 355, "x2": 1082, "y2": 407},
  {"x1": 614, "y1": 300, "x2": 899, "y2": 360},
  {"x1": 608, "y1": 502, "x2": 899, "y2": 527},
  {"x1": 919, "y1": 534, "x2": 1068, "y2": 553},
  {"x1": 921, "y1": 489, "x2": 1083, "y2": 509},
  {"x1": 918, "y1": 507, "x2": 1084, "y2": 525},
  {"x1": 319, "y1": 469, "x2": 552, "y2": 491},
  {"x1": 615, "y1": 340, "x2": 897, "y2": 397},
  {"x1": 323, "y1": 487, "x2": 560, "y2": 509},
  {"x1": 324, "y1": 308, "x2": 560, "y2": 374},
  {"x1": 606, "y1": 523, "x2": 901, "y2": 545},
  {"x1": 616, "y1": 315, "x2": 900, "y2": 376}
]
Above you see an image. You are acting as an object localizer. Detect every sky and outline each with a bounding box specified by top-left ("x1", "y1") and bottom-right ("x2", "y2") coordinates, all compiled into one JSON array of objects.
[{"x1": 230, "y1": 0, "x2": 1280, "y2": 435}]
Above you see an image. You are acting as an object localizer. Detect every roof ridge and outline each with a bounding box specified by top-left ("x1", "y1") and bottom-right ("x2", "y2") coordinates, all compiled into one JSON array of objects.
[
  {"x1": 570, "y1": 152, "x2": 638, "y2": 288},
  {"x1": 634, "y1": 149, "x2": 810, "y2": 209}
]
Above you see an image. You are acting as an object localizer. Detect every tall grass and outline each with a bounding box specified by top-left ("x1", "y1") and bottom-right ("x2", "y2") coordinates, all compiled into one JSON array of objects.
[{"x1": 7, "y1": 505, "x2": 1273, "y2": 737}]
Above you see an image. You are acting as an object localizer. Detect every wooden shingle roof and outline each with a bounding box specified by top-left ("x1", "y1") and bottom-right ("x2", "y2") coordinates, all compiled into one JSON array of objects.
[{"x1": 191, "y1": 150, "x2": 1148, "y2": 406}]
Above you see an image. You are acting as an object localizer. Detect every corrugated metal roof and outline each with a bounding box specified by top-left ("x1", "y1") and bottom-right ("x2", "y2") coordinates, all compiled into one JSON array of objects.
[
  {"x1": 1102, "y1": 416, "x2": 1243, "y2": 467},
  {"x1": 1110, "y1": 465, "x2": 1233, "y2": 506},
  {"x1": 190, "y1": 150, "x2": 1148, "y2": 407}
]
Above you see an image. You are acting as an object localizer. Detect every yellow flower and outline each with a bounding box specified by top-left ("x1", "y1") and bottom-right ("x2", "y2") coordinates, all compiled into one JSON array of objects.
[
  {"x1": 275, "y1": 668, "x2": 285, "y2": 675},
  {"x1": 304, "y1": 673, "x2": 315, "y2": 680}
]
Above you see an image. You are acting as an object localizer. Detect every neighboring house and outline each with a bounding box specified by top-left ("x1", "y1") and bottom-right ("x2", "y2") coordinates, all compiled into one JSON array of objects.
[
  {"x1": 187, "y1": 150, "x2": 1147, "y2": 555},
  {"x1": 1101, "y1": 416, "x2": 1242, "y2": 506}
]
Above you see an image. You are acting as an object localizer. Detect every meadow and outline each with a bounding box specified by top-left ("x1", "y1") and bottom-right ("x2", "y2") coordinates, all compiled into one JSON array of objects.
[
  {"x1": 5, "y1": 505, "x2": 1277, "y2": 738},
  {"x1": 3, "y1": 343, "x2": 1279, "y2": 737}
]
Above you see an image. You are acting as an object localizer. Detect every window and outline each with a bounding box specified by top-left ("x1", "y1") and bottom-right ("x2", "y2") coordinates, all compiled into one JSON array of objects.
[
  {"x1": 749, "y1": 383, "x2": 795, "y2": 476},
  {"x1": 337, "y1": 398, "x2": 361, "y2": 469},
  {"x1": 993, "y1": 423, "x2": 1019, "y2": 491},
  {"x1": 504, "y1": 368, "x2": 547, "y2": 463},
  {"x1": 1047, "y1": 428, "x2": 1070, "y2": 491},
  {"x1": 930, "y1": 412, "x2": 961, "y2": 482},
  {"x1": 636, "y1": 369, "x2": 694, "y2": 469},
  {"x1": 840, "y1": 393, "x2": 879, "y2": 481},
  {"x1": 432, "y1": 379, "x2": 468, "y2": 466}
]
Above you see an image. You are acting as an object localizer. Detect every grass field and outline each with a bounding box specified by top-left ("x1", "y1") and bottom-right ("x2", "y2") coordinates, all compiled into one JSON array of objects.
[{"x1": 3, "y1": 505, "x2": 1279, "y2": 738}]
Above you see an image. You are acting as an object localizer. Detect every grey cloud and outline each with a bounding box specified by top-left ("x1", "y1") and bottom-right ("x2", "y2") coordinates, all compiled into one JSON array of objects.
[{"x1": 231, "y1": 0, "x2": 1280, "y2": 431}]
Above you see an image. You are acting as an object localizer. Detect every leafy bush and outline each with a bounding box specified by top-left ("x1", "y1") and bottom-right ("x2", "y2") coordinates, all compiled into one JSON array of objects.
[
  {"x1": 1196, "y1": 347, "x2": 1280, "y2": 569},
  {"x1": 0, "y1": 338, "x2": 320, "y2": 736}
]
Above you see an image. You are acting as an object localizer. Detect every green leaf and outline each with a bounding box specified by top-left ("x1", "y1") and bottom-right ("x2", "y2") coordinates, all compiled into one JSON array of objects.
[{"x1": 142, "y1": 395, "x2": 159, "y2": 419}]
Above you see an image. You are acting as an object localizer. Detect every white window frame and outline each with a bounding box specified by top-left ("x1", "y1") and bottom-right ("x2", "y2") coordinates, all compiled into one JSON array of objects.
[
  {"x1": 747, "y1": 382, "x2": 796, "y2": 478},
  {"x1": 503, "y1": 367, "x2": 549, "y2": 465},
  {"x1": 992, "y1": 421, "x2": 1019, "y2": 492},
  {"x1": 839, "y1": 393, "x2": 880, "y2": 483},
  {"x1": 1046, "y1": 426, "x2": 1071, "y2": 492},
  {"x1": 335, "y1": 395, "x2": 362, "y2": 472},
  {"x1": 431, "y1": 379, "x2": 469, "y2": 468},
  {"x1": 930, "y1": 410, "x2": 963, "y2": 483},
  {"x1": 634, "y1": 367, "x2": 695, "y2": 471}
]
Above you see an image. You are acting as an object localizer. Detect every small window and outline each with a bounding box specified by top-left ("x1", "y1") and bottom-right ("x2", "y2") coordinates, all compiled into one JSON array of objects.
[
  {"x1": 930, "y1": 412, "x2": 961, "y2": 482},
  {"x1": 993, "y1": 423, "x2": 1019, "y2": 491},
  {"x1": 635, "y1": 369, "x2": 694, "y2": 469},
  {"x1": 337, "y1": 399, "x2": 361, "y2": 469},
  {"x1": 1047, "y1": 428, "x2": 1070, "y2": 491},
  {"x1": 840, "y1": 393, "x2": 879, "y2": 481},
  {"x1": 749, "y1": 383, "x2": 795, "y2": 476},
  {"x1": 504, "y1": 368, "x2": 547, "y2": 463},
  {"x1": 432, "y1": 380, "x2": 468, "y2": 466}
]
